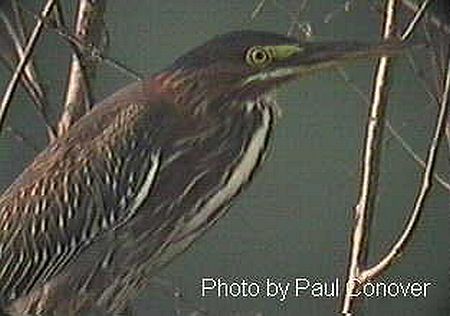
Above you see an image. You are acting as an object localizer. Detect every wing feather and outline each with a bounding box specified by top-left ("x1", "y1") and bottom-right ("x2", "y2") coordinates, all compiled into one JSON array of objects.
[{"x1": 0, "y1": 81, "x2": 171, "y2": 302}]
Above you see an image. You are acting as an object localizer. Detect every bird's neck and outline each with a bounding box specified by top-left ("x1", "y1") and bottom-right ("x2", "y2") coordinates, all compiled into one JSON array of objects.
[{"x1": 153, "y1": 69, "x2": 274, "y2": 118}]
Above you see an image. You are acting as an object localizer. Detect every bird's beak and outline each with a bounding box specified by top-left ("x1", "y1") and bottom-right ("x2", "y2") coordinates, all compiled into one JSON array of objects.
[
  {"x1": 286, "y1": 40, "x2": 408, "y2": 73},
  {"x1": 243, "y1": 40, "x2": 409, "y2": 85}
]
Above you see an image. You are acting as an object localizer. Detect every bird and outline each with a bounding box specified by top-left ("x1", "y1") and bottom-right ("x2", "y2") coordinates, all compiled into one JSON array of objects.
[{"x1": 0, "y1": 30, "x2": 403, "y2": 315}]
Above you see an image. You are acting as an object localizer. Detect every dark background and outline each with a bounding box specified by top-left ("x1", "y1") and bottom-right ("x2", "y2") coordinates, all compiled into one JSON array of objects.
[{"x1": 0, "y1": 1, "x2": 448, "y2": 315}]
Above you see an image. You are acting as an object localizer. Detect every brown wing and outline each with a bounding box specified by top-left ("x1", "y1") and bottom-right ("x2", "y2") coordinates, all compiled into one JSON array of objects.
[{"x1": 0, "y1": 80, "x2": 172, "y2": 302}]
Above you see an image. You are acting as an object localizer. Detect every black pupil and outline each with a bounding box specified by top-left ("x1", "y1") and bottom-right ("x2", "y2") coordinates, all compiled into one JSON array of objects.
[{"x1": 254, "y1": 50, "x2": 266, "y2": 61}]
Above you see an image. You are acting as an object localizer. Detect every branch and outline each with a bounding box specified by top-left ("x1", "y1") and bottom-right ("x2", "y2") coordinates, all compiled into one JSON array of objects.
[
  {"x1": 341, "y1": 0, "x2": 398, "y2": 313},
  {"x1": 336, "y1": 67, "x2": 450, "y2": 192},
  {"x1": 385, "y1": 121, "x2": 450, "y2": 191},
  {"x1": 401, "y1": 0, "x2": 450, "y2": 152},
  {"x1": 2, "y1": 0, "x2": 56, "y2": 139},
  {"x1": 400, "y1": 0, "x2": 450, "y2": 35},
  {"x1": 360, "y1": 50, "x2": 450, "y2": 283},
  {"x1": 342, "y1": 1, "x2": 448, "y2": 313},
  {"x1": 0, "y1": 0, "x2": 56, "y2": 134},
  {"x1": 400, "y1": 0, "x2": 430, "y2": 41},
  {"x1": 39, "y1": 6, "x2": 141, "y2": 82},
  {"x1": 57, "y1": 0, "x2": 106, "y2": 136}
]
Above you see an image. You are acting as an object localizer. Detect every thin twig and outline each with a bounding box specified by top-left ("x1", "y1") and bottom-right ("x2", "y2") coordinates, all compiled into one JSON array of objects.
[
  {"x1": 423, "y1": 22, "x2": 445, "y2": 95},
  {"x1": 360, "y1": 52, "x2": 450, "y2": 282},
  {"x1": 385, "y1": 121, "x2": 450, "y2": 191},
  {"x1": 0, "y1": 0, "x2": 56, "y2": 134},
  {"x1": 341, "y1": 0, "x2": 398, "y2": 313},
  {"x1": 0, "y1": 0, "x2": 55, "y2": 139},
  {"x1": 400, "y1": 0, "x2": 450, "y2": 35},
  {"x1": 415, "y1": 2, "x2": 450, "y2": 165},
  {"x1": 405, "y1": 52, "x2": 439, "y2": 106},
  {"x1": 336, "y1": 67, "x2": 450, "y2": 192},
  {"x1": 57, "y1": 0, "x2": 106, "y2": 136},
  {"x1": 53, "y1": 22, "x2": 142, "y2": 80},
  {"x1": 250, "y1": 0, "x2": 267, "y2": 20},
  {"x1": 25, "y1": 7, "x2": 142, "y2": 82},
  {"x1": 400, "y1": 0, "x2": 430, "y2": 41},
  {"x1": 100, "y1": 56, "x2": 142, "y2": 81}
]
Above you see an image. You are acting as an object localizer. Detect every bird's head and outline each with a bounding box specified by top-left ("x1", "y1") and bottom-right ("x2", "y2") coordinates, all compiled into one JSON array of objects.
[{"x1": 158, "y1": 30, "x2": 403, "y2": 111}]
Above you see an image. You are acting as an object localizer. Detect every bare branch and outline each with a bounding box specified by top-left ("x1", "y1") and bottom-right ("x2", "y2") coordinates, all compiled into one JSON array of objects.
[
  {"x1": 336, "y1": 66, "x2": 450, "y2": 192},
  {"x1": 0, "y1": 0, "x2": 56, "y2": 139},
  {"x1": 0, "y1": 1, "x2": 44, "y2": 107},
  {"x1": 99, "y1": 56, "x2": 142, "y2": 81},
  {"x1": 341, "y1": 0, "x2": 398, "y2": 313},
  {"x1": 400, "y1": 0, "x2": 430, "y2": 41},
  {"x1": 57, "y1": 0, "x2": 106, "y2": 136},
  {"x1": 41, "y1": 15, "x2": 142, "y2": 82},
  {"x1": 400, "y1": 0, "x2": 450, "y2": 35},
  {"x1": 403, "y1": 0, "x2": 450, "y2": 166},
  {"x1": 0, "y1": 0, "x2": 56, "y2": 134},
  {"x1": 385, "y1": 121, "x2": 450, "y2": 191},
  {"x1": 360, "y1": 51, "x2": 450, "y2": 282},
  {"x1": 250, "y1": 0, "x2": 267, "y2": 20}
]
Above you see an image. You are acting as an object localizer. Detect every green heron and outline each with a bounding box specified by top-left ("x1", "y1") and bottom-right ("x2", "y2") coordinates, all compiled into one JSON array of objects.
[{"x1": 0, "y1": 31, "x2": 402, "y2": 315}]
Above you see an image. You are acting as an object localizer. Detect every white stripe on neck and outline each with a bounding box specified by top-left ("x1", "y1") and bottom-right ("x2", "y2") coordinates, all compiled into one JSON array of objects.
[{"x1": 182, "y1": 106, "x2": 272, "y2": 235}]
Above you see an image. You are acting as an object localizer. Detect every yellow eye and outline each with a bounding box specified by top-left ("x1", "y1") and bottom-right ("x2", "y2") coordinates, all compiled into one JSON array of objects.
[{"x1": 245, "y1": 46, "x2": 273, "y2": 67}]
